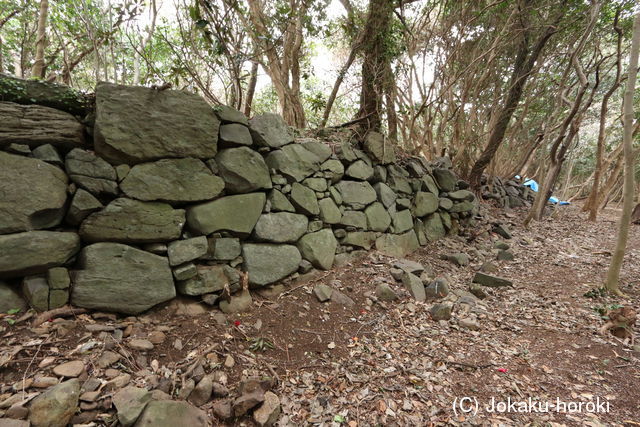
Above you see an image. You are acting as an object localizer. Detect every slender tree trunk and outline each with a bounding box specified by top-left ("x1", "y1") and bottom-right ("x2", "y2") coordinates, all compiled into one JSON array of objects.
[
  {"x1": 320, "y1": 44, "x2": 359, "y2": 127},
  {"x1": 244, "y1": 59, "x2": 259, "y2": 117},
  {"x1": 468, "y1": 2, "x2": 562, "y2": 190},
  {"x1": 605, "y1": 12, "x2": 640, "y2": 296},
  {"x1": 31, "y1": 0, "x2": 49, "y2": 79},
  {"x1": 356, "y1": 0, "x2": 394, "y2": 134},
  {"x1": 584, "y1": 9, "x2": 623, "y2": 221}
]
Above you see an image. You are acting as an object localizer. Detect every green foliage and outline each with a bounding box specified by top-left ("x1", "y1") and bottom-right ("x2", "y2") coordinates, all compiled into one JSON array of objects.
[{"x1": 249, "y1": 337, "x2": 274, "y2": 352}]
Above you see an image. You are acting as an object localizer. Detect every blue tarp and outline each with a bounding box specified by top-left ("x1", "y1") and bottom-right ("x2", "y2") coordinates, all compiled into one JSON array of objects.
[{"x1": 522, "y1": 178, "x2": 570, "y2": 205}]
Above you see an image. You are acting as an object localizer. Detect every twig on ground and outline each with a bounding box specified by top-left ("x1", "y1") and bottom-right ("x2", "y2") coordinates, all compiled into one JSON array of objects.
[{"x1": 31, "y1": 306, "x2": 87, "y2": 328}]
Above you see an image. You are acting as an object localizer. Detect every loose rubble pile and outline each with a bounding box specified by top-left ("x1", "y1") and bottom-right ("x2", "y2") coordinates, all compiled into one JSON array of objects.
[
  {"x1": 0, "y1": 81, "x2": 532, "y2": 317},
  {"x1": 480, "y1": 175, "x2": 535, "y2": 208}
]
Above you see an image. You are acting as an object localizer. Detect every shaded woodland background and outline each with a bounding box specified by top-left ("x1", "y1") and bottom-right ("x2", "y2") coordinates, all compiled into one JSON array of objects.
[{"x1": 1, "y1": 0, "x2": 639, "y2": 224}]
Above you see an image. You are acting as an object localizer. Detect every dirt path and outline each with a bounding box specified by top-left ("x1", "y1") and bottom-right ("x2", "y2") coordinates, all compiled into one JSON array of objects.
[{"x1": 1, "y1": 203, "x2": 638, "y2": 426}]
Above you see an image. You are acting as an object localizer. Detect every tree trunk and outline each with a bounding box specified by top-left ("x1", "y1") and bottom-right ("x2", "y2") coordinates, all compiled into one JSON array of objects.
[
  {"x1": 584, "y1": 9, "x2": 623, "y2": 221},
  {"x1": 0, "y1": 73, "x2": 93, "y2": 116},
  {"x1": 468, "y1": 2, "x2": 562, "y2": 190},
  {"x1": 31, "y1": 0, "x2": 49, "y2": 79},
  {"x1": 605, "y1": 11, "x2": 640, "y2": 296},
  {"x1": 356, "y1": 0, "x2": 394, "y2": 134},
  {"x1": 244, "y1": 59, "x2": 259, "y2": 117}
]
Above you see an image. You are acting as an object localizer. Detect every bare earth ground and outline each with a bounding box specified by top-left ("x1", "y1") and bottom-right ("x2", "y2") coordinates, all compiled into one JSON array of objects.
[{"x1": 1, "y1": 202, "x2": 639, "y2": 426}]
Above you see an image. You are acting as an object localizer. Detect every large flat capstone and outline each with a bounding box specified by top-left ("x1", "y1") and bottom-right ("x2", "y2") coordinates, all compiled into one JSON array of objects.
[
  {"x1": 94, "y1": 83, "x2": 219, "y2": 164},
  {"x1": 0, "y1": 102, "x2": 86, "y2": 151},
  {"x1": 71, "y1": 243, "x2": 176, "y2": 314}
]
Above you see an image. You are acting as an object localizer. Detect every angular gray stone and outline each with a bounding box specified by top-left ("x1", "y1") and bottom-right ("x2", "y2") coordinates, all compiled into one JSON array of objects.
[
  {"x1": 340, "y1": 231, "x2": 375, "y2": 249},
  {"x1": 65, "y1": 189, "x2": 103, "y2": 226},
  {"x1": 345, "y1": 160, "x2": 374, "y2": 181},
  {"x1": 493, "y1": 223, "x2": 512, "y2": 239},
  {"x1": 65, "y1": 148, "x2": 118, "y2": 197},
  {"x1": 167, "y1": 236, "x2": 208, "y2": 266},
  {"x1": 0, "y1": 231, "x2": 80, "y2": 279},
  {"x1": 448, "y1": 190, "x2": 475, "y2": 201},
  {"x1": 439, "y1": 197, "x2": 453, "y2": 210},
  {"x1": 0, "y1": 281, "x2": 27, "y2": 313},
  {"x1": 375, "y1": 283, "x2": 398, "y2": 302},
  {"x1": 210, "y1": 237, "x2": 242, "y2": 261},
  {"x1": 445, "y1": 253, "x2": 469, "y2": 267},
  {"x1": 173, "y1": 263, "x2": 198, "y2": 281},
  {"x1": 22, "y1": 275, "x2": 49, "y2": 311},
  {"x1": 248, "y1": 113, "x2": 293, "y2": 148},
  {"x1": 320, "y1": 159, "x2": 344, "y2": 183},
  {"x1": 216, "y1": 147, "x2": 272, "y2": 193},
  {"x1": 433, "y1": 168, "x2": 456, "y2": 192},
  {"x1": 290, "y1": 183, "x2": 319, "y2": 215},
  {"x1": 29, "y1": 379, "x2": 80, "y2": 427},
  {"x1": 94, "y1": 82, "x2": 219, "y2": 165},
  {"x1": 253, "y1": 391, "x2": 281, "y2": 427},
  {"x1": 219, "y1": 289, "x2": 253, "y2": 313},
  {"x1": 113, "y1": 386, "x2": 152, "y2": 427},
  {"x1": 265, "y1": 144, "x2": 322, "y2": 182},
  {"x1": 134, "y1": 400, "x2": 208, "y2": 427},
  {"x1": 423, "y1": 213, "x2": 446, "y2": 242},
  {"x1": 497, "y1": 249, "x2": 514, "y2": 261},
  {"x1": 413, "y1": 191, "x2": 439, "y2": 217},
  {"x1": 0, "y1": 102, "x2": 86, "y2": 151},
  {"x1": 469, "y1": 283, "x2": 488, "y2": 299},
  {"x1": 391, "y1": 210, "x2": 413, "y2": 234},
  {"x1": 80, "y1": 198, "x2": 185, "y2": 244},
  {"x1": 214, "y1": 105, "x2": 249, "y2": 125},
  {"x1": 425, "y1": 277, "x2": 449, "y2": 299},
  {"x1": 386, "y1": 171, "x2": 412, "y2": 195},
  {"x1": 45, "y1": 268, "x2": 68, "y2": 291},
  {"x1": 392, "y1": 259, "x2": 424, "y2": 275},
  {"x1": 121, "y1": 158, "x2": 224, "y2": 203},
  {"x1": 32, "y1": 144, "x2": 63, "y2": 167},
  {"x1": 340, "y1": 210, "x2": 367, "y2": 229},
  {"x1": 177, "y1": 265, "x2": 229, "y2": 296},
  {"x1": 430, "y1": 303, "x2": 452, "y2": 321},
  {"x1": 313, "y1": 284, "x2": 333, "y2": 302},
  {"x1": 375, "y1": 230, "x2": 419, "y2": 258},
  {"x1": 189, "y1": 376, "x2": 213, "y2": 407},
  {"x1": 268, "y1": 190, "x2": 295, "y2": 213},
  {"x1": 472, "y1": 272, "x2": 513, "y2": 288},
  {"x1": 318, "y1": 198, "x2": 342, "y2": 224},
  {"x1": 297, "y1": 229, "x2": 337, "y2": 270},
  {"x1": 334, "y1": 180, "x2": 377, "y2": 208},
  {"x1": 363, "y1": 131, "x2": 396, "y2": 164},
  {"x1": 254, "y1": 213, "x2": 308, "y2": 243},
  {"x1": 302, "y1": 177, "x2": 327, "y2": 192},
  {"x1": 71, "y1": 243, "x2": 175, "y2": 314},
  {"x1": 401, "y1": 271, "x2": 425, "y2": 302},
  {"x1": 219, "y1": 123, "x2": 252, "y2": 147},
  {"x1": 421, "y1": 175, "x2": 439, "y2": 195},
  {"x1": 364, "y1": 202, "x2": 391, "y2": 232},
  {"x1": 187, "y1": 193, "x2": 265, "y2": 236},
  {"x1": 373, "y1": 182, "x2": 398, "y2": 208},
  {"x1": 0, "y1": 152, "x2": 68, "y2": 234},
  {"x1": 242, "y1": 244, "x2": 301, "y2": 287},
  {"x1": 450, "y1": 201, "x2": 474, "y2": 213}
]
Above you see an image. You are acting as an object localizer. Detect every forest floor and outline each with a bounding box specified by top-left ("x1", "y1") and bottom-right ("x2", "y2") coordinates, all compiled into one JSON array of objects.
[{"x1": 1, "y1": 202, "x2": 639, "y2": 426}]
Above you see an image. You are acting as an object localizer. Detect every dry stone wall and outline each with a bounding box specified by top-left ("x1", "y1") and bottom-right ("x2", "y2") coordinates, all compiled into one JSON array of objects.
[{"x1": 0, "y1": 82, "x2": 485, "y2": 315}]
